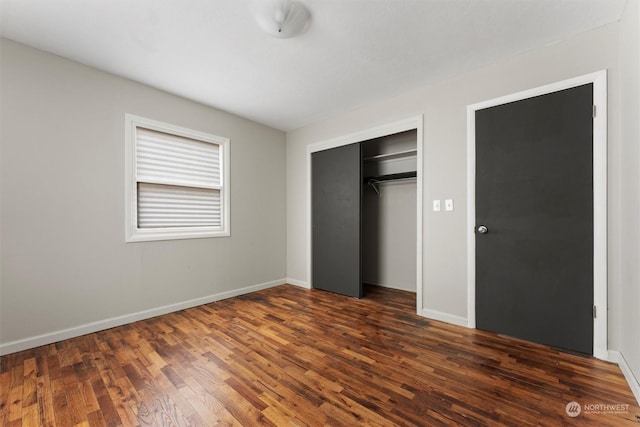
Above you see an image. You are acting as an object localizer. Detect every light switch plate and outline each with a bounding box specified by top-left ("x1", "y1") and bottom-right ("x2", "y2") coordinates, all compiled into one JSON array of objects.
[
  {"x1": 445, "y1": 199, "x2": 454, "y2": 211},
  {"x1": 433, "y1": 200, "x2": 441, "y2": 212}
]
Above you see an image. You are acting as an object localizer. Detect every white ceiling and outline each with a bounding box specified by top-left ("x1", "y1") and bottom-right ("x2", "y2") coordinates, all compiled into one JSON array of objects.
[{"x1": 0, "y1": 0, "x2": 626, "y2": 131}]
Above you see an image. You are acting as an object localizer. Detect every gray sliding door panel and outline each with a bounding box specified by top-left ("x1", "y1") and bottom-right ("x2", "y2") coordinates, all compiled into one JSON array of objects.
[
  {"x1": 475, "y1": 84, "x2": 594, "y2": 354},
  {"x1": 312, "y1": 143, "x2": 362, "y2": 298}
]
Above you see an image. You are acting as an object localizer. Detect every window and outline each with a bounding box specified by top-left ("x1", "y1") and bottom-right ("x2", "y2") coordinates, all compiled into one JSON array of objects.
[{"x1": 125, "y1": 114, "x2": 230, "y2": 242}]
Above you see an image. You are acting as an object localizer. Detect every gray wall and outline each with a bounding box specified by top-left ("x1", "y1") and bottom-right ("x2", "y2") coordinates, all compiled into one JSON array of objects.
[
  {"x1": 619, "y1": 0, "x2": 640, "y2": 390},
  {"x1": 0, "y1": 39, "x2": 287, "y2": 351},
  {"x1": 362, "y1": 182, "x2": 416, "y2": 292},
  {"x1": 287, "y1": 21, "x2": 632, "y2": 356}
]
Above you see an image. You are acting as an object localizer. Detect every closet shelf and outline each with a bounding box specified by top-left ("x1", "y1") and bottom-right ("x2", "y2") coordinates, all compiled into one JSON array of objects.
[{"x1": 363, "y1": 149, "x2": 417, "y2": 163}]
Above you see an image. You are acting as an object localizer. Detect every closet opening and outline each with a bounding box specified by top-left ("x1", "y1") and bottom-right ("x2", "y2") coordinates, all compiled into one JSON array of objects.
[
  {"x1": 362, "y1": 130, "x2": 417, "y2": 298},
  {"x1": 310, "y1": 127, "x2": 418, "y2": 301}
]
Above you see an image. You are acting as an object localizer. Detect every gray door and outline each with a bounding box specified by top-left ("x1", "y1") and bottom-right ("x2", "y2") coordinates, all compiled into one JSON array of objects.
[
  {"x1": 475, "y1": 84, "x2": 594, "y2": 354},
  {"x1": 312, "y1": 143, "x2": 362, "y2": 298}
]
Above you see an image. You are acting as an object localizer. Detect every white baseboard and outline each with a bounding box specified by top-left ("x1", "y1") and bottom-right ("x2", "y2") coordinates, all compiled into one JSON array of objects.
[
  {"x1": 421, "y1": 308, "x2": 468, "y2": 327},
  {"x1": 608, "y1": 350, "x2": 640, "y2": 406},
  {"x1": 0, "y1": 278, "x2": 287, "y2": 356},
  {"x1": 286, "y1": 278, "x2": 311, "y2": 289}
]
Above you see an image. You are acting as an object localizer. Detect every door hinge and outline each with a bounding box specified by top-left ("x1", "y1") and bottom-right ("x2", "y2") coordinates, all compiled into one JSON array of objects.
[
  {"x1": 592, "y1": 105, "x2": 597, "y2": 118},
  {"x1": 593, "y1": 305, "x2": 597, "y2": 319}
]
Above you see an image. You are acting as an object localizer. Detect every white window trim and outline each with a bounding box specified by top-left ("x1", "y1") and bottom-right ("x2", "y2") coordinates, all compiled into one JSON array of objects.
[{"x1": 125, "y1": 114, "x2": 230, "y2": 242}]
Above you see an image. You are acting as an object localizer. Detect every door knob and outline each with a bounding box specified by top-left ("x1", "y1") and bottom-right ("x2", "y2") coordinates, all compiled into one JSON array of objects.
[{"x1": 477, "y1": 225, "x2": 488, "y2": 234}]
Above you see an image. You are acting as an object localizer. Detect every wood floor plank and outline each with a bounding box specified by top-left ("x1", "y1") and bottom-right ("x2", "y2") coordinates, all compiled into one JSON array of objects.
[
  {"x1": 1, "y1": 284, "x2": 639, "y2": 426},
  {"x1": 7, "y1": 367, "x2": 24, "y2": 423},
  {"x1": 90, "y1": 374, "x2": 122, "y2": 427},
  {"x1": 35, "y1": 373, "x2": 56, "y2": 427},
  {"x1": 21, "y1": 403, "x2": 40, "y2": 427}
]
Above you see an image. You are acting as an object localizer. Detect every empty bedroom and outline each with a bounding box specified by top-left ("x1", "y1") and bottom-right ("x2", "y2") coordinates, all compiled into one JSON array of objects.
[{"x1": 1, "y1": 0, "x2": 639, "y2": 425}]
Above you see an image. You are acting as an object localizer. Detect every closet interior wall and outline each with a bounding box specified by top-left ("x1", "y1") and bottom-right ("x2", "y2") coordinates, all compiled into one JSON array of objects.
[{"x1": 362, "y1": 130, "x2": 417, "y2": 293}]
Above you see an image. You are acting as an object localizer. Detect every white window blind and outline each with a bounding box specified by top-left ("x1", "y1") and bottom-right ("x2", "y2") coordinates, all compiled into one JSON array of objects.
[
  {"x1": 125, "y1": 115, "x2": 230, "y2": 242},
  {"x1": 136, "y1": 128, "x2": 220, "y2": 188},
  {"x1": 137, "y1": 183, "x2": 221, "y2": 228}
]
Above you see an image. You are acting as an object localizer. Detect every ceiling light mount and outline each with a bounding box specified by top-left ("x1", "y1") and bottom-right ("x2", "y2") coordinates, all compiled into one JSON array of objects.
[{"x1": 254, "y1": 0, "x2": 310, "y2": 39}]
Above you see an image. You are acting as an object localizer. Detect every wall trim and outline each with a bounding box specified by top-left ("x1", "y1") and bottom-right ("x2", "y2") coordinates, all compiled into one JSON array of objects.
[
  {"x1": 0, "y1": 278, "x2": 287, "y2": 356},
  {"x1": 608, "y1": 350, "x2": 640, "y2": 405},
  {"x1": 306, "y1": 115, "x2": 424, "y2": 315},
  {"x1": 421, "y1": 309, "x2": 468, "y2": 327},
  {"x1": 466, "y1": 70, "x2": 608, "y2": 360},
  {"x1": 286, "y1": 278, "x2": 312, "y2": 289}
]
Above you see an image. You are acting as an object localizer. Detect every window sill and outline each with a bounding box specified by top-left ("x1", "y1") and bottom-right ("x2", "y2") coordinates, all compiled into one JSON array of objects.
[{"x1": 126, "y1": 227, "x2": 230, "y2": 243}]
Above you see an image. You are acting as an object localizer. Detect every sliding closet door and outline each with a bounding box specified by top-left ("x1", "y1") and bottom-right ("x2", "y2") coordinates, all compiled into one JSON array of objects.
[{"x1": 312, "y1": 143, "x2": 362, "y2": 298}]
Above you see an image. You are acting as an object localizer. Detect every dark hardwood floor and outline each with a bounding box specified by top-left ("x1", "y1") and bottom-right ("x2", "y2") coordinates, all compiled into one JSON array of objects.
[{"x1": 1, "y1": 284, "x2": 638, "y2": 426}]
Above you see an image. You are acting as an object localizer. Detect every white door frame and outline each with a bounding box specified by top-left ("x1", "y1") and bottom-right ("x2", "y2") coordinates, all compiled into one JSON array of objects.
[
  {"x1": 306, "y1": 116, "x2": 424, "y2": 314},
  {"x1": 466, "y1": 70, "x2": 608, "y2": 359}
]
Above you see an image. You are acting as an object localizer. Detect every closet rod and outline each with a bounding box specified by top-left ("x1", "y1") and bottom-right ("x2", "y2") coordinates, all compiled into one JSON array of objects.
[
  {"x1": 370, "y1": 177, "x2": 417, "y2": 184},
  {"x1": 366, "y1": 174, "x2": 417, "y2": 196},
  {"x1": 364, "y1": 171, "x2": 417, "y2": 182}
]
